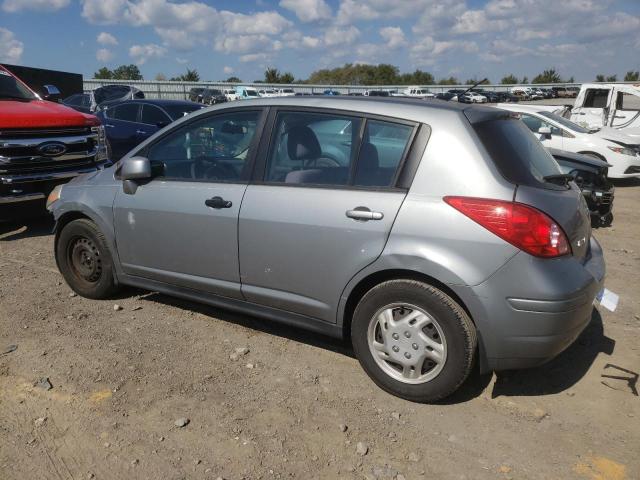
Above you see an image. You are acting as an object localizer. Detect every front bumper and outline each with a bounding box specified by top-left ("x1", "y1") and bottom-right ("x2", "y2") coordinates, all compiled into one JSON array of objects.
[
  {"x1": 0, "y1": 160, "x2": 110, "y2": 218},
  {"x1": 454, "y1": 237, "x2": 606, "y2": 372}
]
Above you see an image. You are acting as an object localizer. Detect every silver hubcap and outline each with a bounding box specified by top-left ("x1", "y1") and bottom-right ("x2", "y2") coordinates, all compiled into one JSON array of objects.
[{"x1": 367, "y1": 304, "x2": 447, "y2": 384}]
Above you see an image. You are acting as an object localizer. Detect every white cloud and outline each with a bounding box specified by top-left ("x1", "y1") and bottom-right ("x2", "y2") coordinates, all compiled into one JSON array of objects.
[
  {"x1": 129, "y1": 43, "x2": 167, "y2": 64},
  {"x1": 324, "y1": 25, "x2": 360, "y2": 47},
  {"x1": 221, "y1": 10, "x2": 291, "y2": 35},
  {"x1": 2, "y1": 0, "x2": 69, "y2": 13},
  {"x1": 239, "y1": 52, "x2": 269, "y2": 63},
  {"x1": 81, "y1": 0, "x2": 129, "y2": 24},
  {"x1": 279, "y1": 0, "x2": 331, "y2": 22},
  {"x1": 97, "y1": 32, "x2": 118, "y2": 46},
  {"x1": 96, "y1": 48, "x2": 114, "y2": 62},
  {"x1": 0, "y1": 28, "x2": 23, "y2": 63},
  {"x1": 379, "y1": 26, "x2": 407, "y2": 49},
  {"x1": 301, "y1": 35, "x2": 321, "y2": 49},
  {"x1": 451, "y1": 10, "x2": 507, "y2": 34},
  {"x1": 223, "y1": 65, "x2": 234, "y2": 74}
]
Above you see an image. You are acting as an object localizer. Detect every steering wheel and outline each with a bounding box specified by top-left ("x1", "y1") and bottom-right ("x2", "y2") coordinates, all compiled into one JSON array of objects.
[{"x1": 191, "y1": 156, "x2": 237, "y2": 180}]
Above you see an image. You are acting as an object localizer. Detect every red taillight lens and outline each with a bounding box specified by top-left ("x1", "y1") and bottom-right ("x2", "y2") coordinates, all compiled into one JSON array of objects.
[{"x1": 444, "y1": 196, "x2": 571, "y2": 258}]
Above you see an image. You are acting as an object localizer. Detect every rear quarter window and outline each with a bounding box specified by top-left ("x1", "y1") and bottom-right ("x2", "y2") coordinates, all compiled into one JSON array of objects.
[{"x1": 472, "y1": 117, "x2": 562, "y2": 188}]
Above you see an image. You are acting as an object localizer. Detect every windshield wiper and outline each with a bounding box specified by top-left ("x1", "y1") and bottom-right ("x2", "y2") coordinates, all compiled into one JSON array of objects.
[{"x1": 543, "y1": 173, "x2": 574, "y2": 185}]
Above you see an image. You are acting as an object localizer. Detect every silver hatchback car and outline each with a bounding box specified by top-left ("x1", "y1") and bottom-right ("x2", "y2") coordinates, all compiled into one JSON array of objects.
[{"x1": 48, "y1": 97, "x2": 605, "y2": 402}]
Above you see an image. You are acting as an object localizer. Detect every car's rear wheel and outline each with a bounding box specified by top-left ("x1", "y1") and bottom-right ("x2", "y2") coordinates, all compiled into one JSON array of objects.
[
  {"x1": 351, "y1": 279, "x2": 476, "y2": 402},
  {"x1": 56, "y1": 218, "x2": 119, "y2": 299}
]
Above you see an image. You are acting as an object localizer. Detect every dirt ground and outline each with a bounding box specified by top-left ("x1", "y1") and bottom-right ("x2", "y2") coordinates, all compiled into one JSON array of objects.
[{"x1": 1, "y1": 181, "x2": 639, "y2": 480}]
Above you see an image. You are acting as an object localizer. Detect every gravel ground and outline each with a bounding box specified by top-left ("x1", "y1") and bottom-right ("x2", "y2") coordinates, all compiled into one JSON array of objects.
[{"x1": 1, "y1": 180, "x2": 639, "y2": 480}]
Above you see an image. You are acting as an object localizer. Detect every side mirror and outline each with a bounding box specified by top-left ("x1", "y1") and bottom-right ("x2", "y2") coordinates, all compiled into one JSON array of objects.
[
  {"x1": 42, "y1": 85, "x2": 61, "y2": 102},
  {"x1": 121, "y1": 156, "x2": 151, "y2": 194},
  {"x1": 538, "y1": 126, "x2": 552, "y2": 138},
  {"x1": 121, "y1": 156, "x2": 151, "y2": 180}
]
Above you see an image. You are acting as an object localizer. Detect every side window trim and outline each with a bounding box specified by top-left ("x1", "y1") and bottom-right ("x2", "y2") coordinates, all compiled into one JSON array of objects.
[
  {"x1": 138, "y1": 107, "x2": 268, "y2": 184},
  {"x1": 251, "y1": 106, "x2": 420, "y2": 191}
]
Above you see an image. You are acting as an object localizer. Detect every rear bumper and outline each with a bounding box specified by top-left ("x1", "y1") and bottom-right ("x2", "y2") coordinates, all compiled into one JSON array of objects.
[{"x1": 454, "y1": 237, "x2": 606, "y2": 372}]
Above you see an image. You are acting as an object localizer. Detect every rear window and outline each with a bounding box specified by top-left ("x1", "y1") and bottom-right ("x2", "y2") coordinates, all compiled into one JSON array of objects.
[{"x1": 473, "y1": 117, "x2": 562, "y2": 187}]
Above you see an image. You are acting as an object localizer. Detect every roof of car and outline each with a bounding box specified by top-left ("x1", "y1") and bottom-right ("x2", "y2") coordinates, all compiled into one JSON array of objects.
[{"x1": 192, "y1": 96, "x2": 505, "y2": 125}]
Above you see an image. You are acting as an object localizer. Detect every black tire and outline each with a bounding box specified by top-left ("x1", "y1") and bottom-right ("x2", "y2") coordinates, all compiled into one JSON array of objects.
[
  {"x1": 351, "y1": 279, "x2": 476, "y2": 403},
  {"x1": 56, "y1": 218, "x2": 119, "y2": 299}
]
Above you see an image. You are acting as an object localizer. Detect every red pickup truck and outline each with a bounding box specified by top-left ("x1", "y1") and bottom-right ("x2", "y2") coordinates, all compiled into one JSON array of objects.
[{"x1": 0, "y1": 65, "x2": 109, "y2": 221}]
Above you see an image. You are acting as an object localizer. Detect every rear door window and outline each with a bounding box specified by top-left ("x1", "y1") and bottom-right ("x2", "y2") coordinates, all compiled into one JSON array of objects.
[
  {"x1": 473, "y1": 117, "x2": 562, "y2": 187},
  {"x1": 354, "y1": 120, "x2": 413, "y2": 187},
  {"x1": 109, "y1": 103, "x2": 139, "y2": 122},
  {"x1": 141, "y1": 104, "x2": 170, "y2": 125}
]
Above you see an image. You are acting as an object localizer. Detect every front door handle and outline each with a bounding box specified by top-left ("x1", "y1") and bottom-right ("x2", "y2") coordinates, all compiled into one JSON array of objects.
[
  {"x1": 205, "y1": 196, "x2": 232, "y2": 209},
  {"x1": 346, "y1": 207, "x2": 383, "y2": 221},
  {"x1": 136, "y1": 129, "x2": 147, "y2": 135},
  {"x1": 105, "y1": 123, "x2": 115, "y2": 128}
]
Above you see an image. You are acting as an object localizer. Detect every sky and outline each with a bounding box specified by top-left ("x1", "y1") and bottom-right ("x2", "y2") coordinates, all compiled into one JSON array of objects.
[{"x1": 1, "y1": 0, "x2": 639, "y2": 83}]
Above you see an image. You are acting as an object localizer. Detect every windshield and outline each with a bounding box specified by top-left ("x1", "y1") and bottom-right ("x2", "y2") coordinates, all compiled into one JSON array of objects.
[
  {"x1": 163, "y1": 104, "x2": 204, "y2": 120},
  {"x1": 0, "y1": 69, "x2": 36, "y2": 100},
  {"x1": 539, "y1": 111, "x2": 590, "y2": 133}
]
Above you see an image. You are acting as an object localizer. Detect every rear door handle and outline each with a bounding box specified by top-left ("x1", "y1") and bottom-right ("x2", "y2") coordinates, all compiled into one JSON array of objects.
[
  {"x1": 136, "y1": 129, "x2": 147, "y2": 135},
  {"x1": 205, "y1": 196, "x2": 232, "y2": 209},
  {"x1": 346, "y1": 207, "x2": 383, "y2": 221}
]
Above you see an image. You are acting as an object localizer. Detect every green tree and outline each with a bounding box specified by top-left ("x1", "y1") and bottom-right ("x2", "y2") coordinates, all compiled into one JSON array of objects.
[
  {"x1": 465, "y1": 77, "x2": 489, "y2": 85},
  {"x1": 438, "y1": 76, "x2": 459, "y2": 85},
  {"x1": 399, "y1": 69, "x2": 435, "y2": 85},
  {"x1": 532, "y1": 68, "x2": 562, "y2": 84},
  {"x1": 94, "y1": 67, "x2": 113, "y2": 79},
  {"x1": 279, "y1": 72, "x2": 295, "y2": 83},
  {"x1": 155, "y1": 73, "x2": 167, "y2": 81},
  {"x1": 624, "y1": 71, "x2": 639, "y2": 81},
  {"x1": 112, "y1": 64, "x2": 143, "y2": 80},
  {"x1": 171, "y1": 69, "x2": 200, "y2": 81},
  {"x1": 521, "y1": 76, "x2": 529, "y2": 84},
  {"x1": 501, "y1": 74, "x2": 519, "y2": 84},
  {"x1": 225, "y1": 76, "x2": 241, "y2": 83},
  {"x1": 264, "y1": 67, "x2": 280, "y2": 83},
  {"x1": 605, "y1": 74, "x2": 617, "y2": 82},
  {"x1": 595, "y1": 74, "x2": 605, "y2": 82}
]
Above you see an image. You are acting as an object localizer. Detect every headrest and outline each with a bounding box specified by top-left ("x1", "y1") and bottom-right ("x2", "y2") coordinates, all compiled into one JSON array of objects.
[
  {"x1": 359, "y1": 142, "x2": 379, "y2": 170},
  {"x1": 287, "y1": 125, "x2": 321, "y2": 161}
]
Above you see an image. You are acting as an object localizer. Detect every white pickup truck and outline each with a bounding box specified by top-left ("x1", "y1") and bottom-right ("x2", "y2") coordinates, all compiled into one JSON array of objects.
[{"x1": 566, "y1": 83, "x2": 640, "y2": 138}]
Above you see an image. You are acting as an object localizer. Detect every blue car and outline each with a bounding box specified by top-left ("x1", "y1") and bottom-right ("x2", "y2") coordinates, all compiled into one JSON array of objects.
[{"x1": 97, "y1": 99, "x2": 204, "y2": 161}]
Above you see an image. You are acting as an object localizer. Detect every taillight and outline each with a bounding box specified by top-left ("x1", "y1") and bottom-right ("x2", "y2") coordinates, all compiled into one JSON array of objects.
[{"x1": 444, "y1": 196, "x2": 571, "y2": 258}]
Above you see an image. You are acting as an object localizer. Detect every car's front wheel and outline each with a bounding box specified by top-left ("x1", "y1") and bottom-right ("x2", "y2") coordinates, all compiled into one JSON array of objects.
[
  {"x1": 351, "y1": 279, "x2": 476, "y2": 402},
  {"x1": 56, "y1": 218, "x2": 119, "y2": 299}
]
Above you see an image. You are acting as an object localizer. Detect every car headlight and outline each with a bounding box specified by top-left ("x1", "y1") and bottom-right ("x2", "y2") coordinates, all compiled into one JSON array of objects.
[
  {"x1": 46, "y1": 184, "x2": 63, "y2": 210},
  {"x1": 607, "y1": 145, "x2": 637, "y2": 157},
  {"x1": 91, "y1": 125, "x2": 106, "y2": 148}
]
